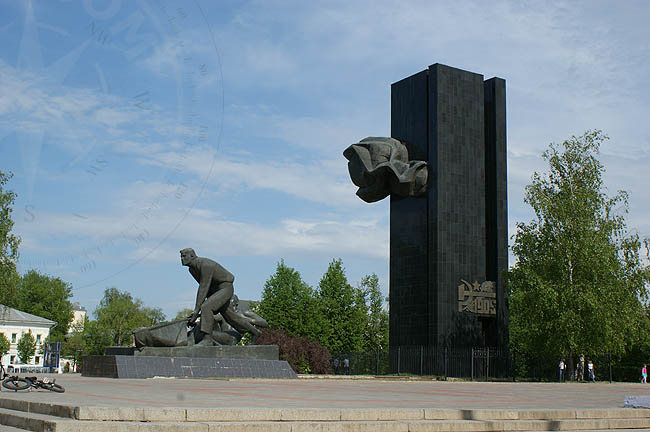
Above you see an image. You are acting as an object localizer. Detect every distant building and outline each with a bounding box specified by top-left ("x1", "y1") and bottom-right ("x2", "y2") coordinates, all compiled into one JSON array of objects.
[
  {"x1": 0, "y1": 305, "x2": 56, "y2": 367},
  {"x1": 71, "y1": 302, "x2": 87, "y2": 328}
]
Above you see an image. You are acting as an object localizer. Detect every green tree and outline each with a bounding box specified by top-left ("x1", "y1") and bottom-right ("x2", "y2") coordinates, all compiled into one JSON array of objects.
[
  {"x1": 174, "y1": 307, "x2": 194, "y2": 320},
  {"x1": 508, "y1": 130, "x2": 650, "y2": 370},
  {"x1": 141, "y1": 306, "x2": 166, "y2": 326},
  {"x1": 19, "y1": 270, "x2": 74, "y2": 341},
  {"x1": 61, "y1": 319, "x2": 86, "y2": 369},
  {"x1": 0, "y1": 170, "x2": 21, "y2": 308},
  {"x1": 0, "y1": 332, "x2": 10, "y2": 359},
  {"x1": 93, "y1": 287, "x2": 166, "y2": 346},
  {"x1": 82, "y1": 318, "x2": 112, "y2": 356},
  {"x1": 317, "y1": 259, "x2": 366, "y2": 353},
  {"x1": 258, "y1": 260, "x2": 325, "y2": 342},
  {"x1": 17, "y1": 330, "x2": 36, "y2": 364},
  {"x1": 359, "y1": 274, "x2": 389, "y2": 352}
]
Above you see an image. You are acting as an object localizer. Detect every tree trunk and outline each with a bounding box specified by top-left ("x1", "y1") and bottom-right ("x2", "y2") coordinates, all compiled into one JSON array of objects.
[{"x1": 567, "y1": 350, "x2": 575, "y2": 381}]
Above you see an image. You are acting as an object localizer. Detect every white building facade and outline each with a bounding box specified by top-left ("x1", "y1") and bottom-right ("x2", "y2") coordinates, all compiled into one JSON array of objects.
[
  {"x1": 0, "y1": 305, "x2": 56, "y2": 368},
  {"x1": 71, "y1": 302, "x2": 86, "y2": 328}
]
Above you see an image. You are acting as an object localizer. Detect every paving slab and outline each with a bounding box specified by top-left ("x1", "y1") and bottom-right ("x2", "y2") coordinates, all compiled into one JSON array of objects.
[{"x1": 1, "y1": 373, "x2": 650, "y2": 414}]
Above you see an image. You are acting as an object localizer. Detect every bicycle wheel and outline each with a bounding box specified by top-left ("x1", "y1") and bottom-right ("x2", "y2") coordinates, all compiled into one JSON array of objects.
[
  {"x1": 46, "y1": 383, "x2": 65, "y2": 393},
  {"x1": 2, "y1": 377, "x2": 31, "y2": 391}
]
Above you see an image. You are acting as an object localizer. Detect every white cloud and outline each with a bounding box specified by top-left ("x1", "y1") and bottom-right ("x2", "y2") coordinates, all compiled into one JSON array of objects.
[
  {"x1": 0, "y1": 58, "x2": 198, "y2": 157},
  {"x1": 91, "y1": 107, "x2": 135, "y2": 127},
  {"x1": 137, "y1": 31, "x2": 222, "y2": 89},
  {"x1": 17, "y1": 195, "x2": 389, "y2": 269},
  {"x1": 137, "y1": 146, "x2": 364, "y2": 209}
]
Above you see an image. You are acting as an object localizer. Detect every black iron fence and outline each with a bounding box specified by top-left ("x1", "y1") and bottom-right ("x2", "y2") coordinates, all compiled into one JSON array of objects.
[
  {"x1": 331, "y1": 346, "x2": 511, "y2": 379},
  {"x1": 331, "y1": 347, "x2": 646, "y2": 382}
]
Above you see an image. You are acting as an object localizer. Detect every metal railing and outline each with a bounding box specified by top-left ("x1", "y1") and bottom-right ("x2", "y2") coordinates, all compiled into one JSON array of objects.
[
  {"x1": 8, "y1": 366, "x2": 56, "y2": 374},
  {"x1": 331, "y1": 347, "x2": 640, "y2": 382},
  {"x1": 332, "y1": 346, "x2": 511, "y2": 379}
]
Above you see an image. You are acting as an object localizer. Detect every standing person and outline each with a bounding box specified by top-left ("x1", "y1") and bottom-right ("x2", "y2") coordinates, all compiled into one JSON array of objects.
[
  {"x1": 578, "y1": 355, "x2": 585, "y2": 382},
  {"x1": 343, "y1": 357, "x2": 350, "y2": 375},
  {"x1": 587, "y1": 360, "x2": 595, "y2": 382},
  {"x1": 642, "y1": 364, "x2": 647, "y2": 383},
  {"x1": 333, "y1": 358, "x2": 340, "y2": 375},
  {"x1": 558, "y1": 359, "x2": 565, "y2": 382}
]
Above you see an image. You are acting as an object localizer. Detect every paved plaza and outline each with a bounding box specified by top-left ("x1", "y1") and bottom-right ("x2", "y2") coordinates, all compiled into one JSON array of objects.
[{"x1": 1, "y1": 374, "x2": 650, "y2": 410}]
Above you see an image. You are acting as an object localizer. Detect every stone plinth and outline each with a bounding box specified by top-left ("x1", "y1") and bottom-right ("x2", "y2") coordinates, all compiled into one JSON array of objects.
[
  {"x1": 135, "y1": 344, "x2": 279, "y2": 360},
  {"x1": 83, "y1": 344, "x2": 296, "y2": 379}
]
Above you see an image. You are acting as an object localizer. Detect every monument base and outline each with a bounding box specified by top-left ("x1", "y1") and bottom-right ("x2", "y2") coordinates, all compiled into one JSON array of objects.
[
  {"x1": 105, "y1": 344, "x2": 279, "y2": 360},
  {"x1": 83, "y1": 345, "x2": 297, "y2": 379}
]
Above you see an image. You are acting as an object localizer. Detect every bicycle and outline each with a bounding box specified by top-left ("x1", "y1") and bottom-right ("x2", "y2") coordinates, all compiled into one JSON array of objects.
[
  {"x1": 1, "y1": 363, "x2": 28, "y2": 391},
  {"x1": 2, "y1": 373, "x2": 65, "y2": 393}
]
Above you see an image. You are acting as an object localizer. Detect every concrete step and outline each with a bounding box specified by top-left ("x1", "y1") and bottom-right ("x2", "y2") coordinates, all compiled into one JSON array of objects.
[
  {"x1": 0, "y1": 426, "x2": 36, "y2": 432},
  {"x1": 63, "y1": 407, "x2": 650, "y2": 423},
  {"x1": 3, "y1": 417, "x2": 650, "y2": 432},
  {"x1": 3, "y1": 399, "x2": 650, "y2": 432},
  {"x1": 4, "y1": 399, "x2": 650, "y2": 423},
  {"x1": 3, "y1": 408, "x2": 650, "y2": 432},
  {"x1": 0, "y1": 406, "x2": 59, "y2": 432},
  {"x1": 0, "y1": 398, "x2": 77, "y2": 420}
]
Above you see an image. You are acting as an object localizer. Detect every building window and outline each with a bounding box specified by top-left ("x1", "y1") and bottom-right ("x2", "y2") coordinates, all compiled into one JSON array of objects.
[
  {"x1": 11, "y1": 333, "x2": 16, "y2": 343},
  {"x1": 36, "y1": 334, "x2": 41, "y2": 344},
  {"x1": 35, "y1": 356, "x2": 40, "y2": 364},
  {"x1": 10, "y1": 355, "x2": 15, "y2": 363}
]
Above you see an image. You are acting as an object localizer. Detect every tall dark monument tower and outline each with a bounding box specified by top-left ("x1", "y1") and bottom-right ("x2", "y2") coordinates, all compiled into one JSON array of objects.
[
  {"x1": 343, "y1": 63, "x2": 508, "y2": 373},
  {"x1": 389, "y1": 64, "x2": 508, "y2": 353}
]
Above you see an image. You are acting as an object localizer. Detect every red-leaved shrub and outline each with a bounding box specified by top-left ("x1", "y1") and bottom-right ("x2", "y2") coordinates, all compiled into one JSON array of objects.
[{"x1": 257, "y1": 328, "x2": 332, "y2": 374}]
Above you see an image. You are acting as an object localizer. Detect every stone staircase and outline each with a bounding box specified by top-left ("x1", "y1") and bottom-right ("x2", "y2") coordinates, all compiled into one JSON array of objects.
[{"x1": 2, "y1": 398, "x2": 650, "y2": 432}]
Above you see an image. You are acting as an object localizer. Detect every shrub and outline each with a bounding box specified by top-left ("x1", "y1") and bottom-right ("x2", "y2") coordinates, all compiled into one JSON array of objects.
[{"x1": 257, "y1": 328, "x2": 332, "y2": 374}]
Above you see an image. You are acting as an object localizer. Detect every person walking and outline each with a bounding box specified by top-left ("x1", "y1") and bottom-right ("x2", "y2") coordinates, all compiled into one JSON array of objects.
[
  {"x1": 642, "y1": 364, "x2": 647, "y2": 383},
  {"x1": 587, "y1": 360, "x2": 595, "y2": 382},
  {"x1": 558, "y1": 359, "x2": 565, "y2": 382}
]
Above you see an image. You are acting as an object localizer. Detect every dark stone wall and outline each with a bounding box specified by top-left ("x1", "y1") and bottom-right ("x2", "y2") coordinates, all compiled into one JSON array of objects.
[
  {"x1": 430, "y1": 64, "x2": 487, "y2": 348},
  {"x1": 484, "y1": 77, "x2": 509, "y2": 350},
  {"x1": 390, "y1": 70, "x2": 430, "y2": 347},
  {"x1": 134, "y1": 345, "x2": 279, "y2": 360},
  {"x1": 389, "y1": 64, "x2": 508, "y2": 353},
  {"x1": 82, "y1": 355, "x2": 297, "y2": 379}
]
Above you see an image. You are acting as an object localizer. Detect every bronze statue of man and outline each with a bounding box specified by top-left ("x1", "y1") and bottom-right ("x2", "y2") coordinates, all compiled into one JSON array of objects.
[{"x1": 181, "y1": 248, "x2": 261, "y2": 345}]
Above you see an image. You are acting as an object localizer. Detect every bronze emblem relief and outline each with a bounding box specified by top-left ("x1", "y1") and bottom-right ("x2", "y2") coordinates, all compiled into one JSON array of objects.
[{"x1": 458, "y1": 280, "x2": 496, "y2": 316}]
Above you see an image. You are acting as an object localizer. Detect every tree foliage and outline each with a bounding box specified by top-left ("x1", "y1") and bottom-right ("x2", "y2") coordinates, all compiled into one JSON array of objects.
[
  {"x1": 508, "y1": 130, "x2": 650, "y2": 365},
  {"x1": 17, "y1": 330, "x2": 36, "y2": 364},
  {"x1": 174, "y1": 307, "x2": 194, "y2": 320},
  {"x1": 257, "y1": 259, "x2": 388, "y2": 356},
  {"x1": 0, "y1": 332, "x2": 10, "y2": 358},
  {"x1": 61, "y1": 319, "x2": 86, "y2": 368},
  {"x1": 257, "y1": 260, "x2": 325, "y2": 342},
  {"x1": 19, "y1": 270, "x2": 74, "y2": 341},
  {"x1": 358, "y1": 274, "x2": 389, "y2": 352},
  {"x1": 0, "y1": 170, "x2": 21, "y2": 308},
  {"x1": 317, "y1": 259, "x2": 366, "y2": 353},
  {"x1": 82, "y1": 318, "x2": 112, "y2": 356},
  {"x1": 93, "y1": 287, "x2": 166, "y2": 347}
]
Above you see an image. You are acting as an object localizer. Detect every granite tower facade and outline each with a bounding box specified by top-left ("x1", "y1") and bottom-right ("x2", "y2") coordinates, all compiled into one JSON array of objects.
[{"x1": 389, "y1": 64, "x2": 508, "y2": 354}]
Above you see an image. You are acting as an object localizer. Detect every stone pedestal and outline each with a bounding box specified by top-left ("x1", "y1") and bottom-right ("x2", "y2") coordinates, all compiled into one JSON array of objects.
[
  {"x1": 83, "y1": 345, "x2": 296, "y2": 379},
  {"x1": 134, "y1": 345, "x2": 279, "y2": 359}
]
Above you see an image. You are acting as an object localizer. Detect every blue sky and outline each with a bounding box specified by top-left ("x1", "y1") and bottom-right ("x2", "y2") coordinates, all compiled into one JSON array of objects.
[{"x1": 1, "y1": 0, "x2": 649, "y2": 319}]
